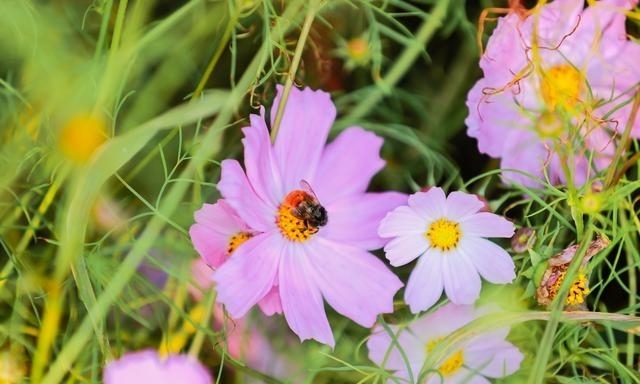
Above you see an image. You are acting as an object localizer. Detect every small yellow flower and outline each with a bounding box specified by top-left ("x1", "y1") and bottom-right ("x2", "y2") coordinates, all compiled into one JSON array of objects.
[{"x1": 58, "y1": 114, "x2": 108, "y2": 163}]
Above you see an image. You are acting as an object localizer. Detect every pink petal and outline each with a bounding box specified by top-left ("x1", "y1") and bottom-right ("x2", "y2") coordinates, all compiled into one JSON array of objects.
[
  {"x1": 192, "y1": 201, "x2": 247, "y2": 234},
  {"x1": 408, "y1": 189, "x2": 446, "y2": 220},
  {"x1": 445, "y1": 191, "x2": 485, "y2": 219},
  {"x1": 461, "y1": 237, "x2": 516, "y2": 284},
  {"x1": 306, "y1": 238, "x2": 402, "y2": 327},
  {"x1": 415, "y1": 303, "x2": 476, "y2": 337},
  {"x1": 322, "y1": 191, "x2": 407, "y2": 250},
  {"x1": 383, "y1": 235, "x2": 427, "y2": 267},
  {"x1": 189, "y1": 223, "x2": 229, "y2": 268},
  {"x1": 257, "y1": 285, "x2": 282, "y2": 315},
  {"x1": 405, "y1": 250, "x2": 444, "y2": 313},
  {"x1": 442, "y1": 370, "x2": 491, "y2": 384},
  {"x1": 442, "y1": 251, "x2": 481, "y2": 305},
  {"x1": 313, "y1": 127, "x2": 385, "y2": 202},
  {"x1": 242, "y1": 114, "x2": 285, "y2": 204},
  {"x1": 367, "y1": 325, "x2": 424, "y2": 380},
  {"x1": 213, "y1": 232, "x2": 281, "y2": 318},
  {"x1": 272, "y1": 85, "x2": 336, "y2": 190},
  {"x1": 217, "y1": 159, "x2": 276, "y2": 231},
  {"x1": 461, "y1": 212, "x2": 515, "y2": 238},
  {"x1": 279, "y1": 243, "x2": 334, "y2": 347},
  {"x1": 103, "y1": 350, "x2": 212, "y2": 384},
  {"x1": 378, "y1": 205, "x2": 427, "y2": 238},
  {"x1": 465, "y1": 339, "x2": 524, "y2": 378}
]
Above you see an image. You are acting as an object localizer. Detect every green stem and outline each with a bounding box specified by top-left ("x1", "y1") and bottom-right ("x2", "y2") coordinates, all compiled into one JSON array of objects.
[
  {"x1": 17, "y1": 166, "x2": 69, "y2": 382},
  {"x1": 270, "y1": 0, "x2": 321, "y2": 142},
  {"x1": 188, "y1": 289, "x2": 216, "y2": 359},
  {"x1": 604, "y1": 91, "x2": 640, "y2": 188}
]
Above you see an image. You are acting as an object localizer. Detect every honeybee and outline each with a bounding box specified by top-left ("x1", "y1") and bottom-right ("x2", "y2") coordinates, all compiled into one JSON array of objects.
[{"x1": 283, "y1": 180, "x2": 328, "y2": 229}]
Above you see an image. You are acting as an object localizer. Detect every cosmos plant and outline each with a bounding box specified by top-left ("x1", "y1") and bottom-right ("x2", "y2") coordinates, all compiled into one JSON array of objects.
[
  {"x1": 466, "y1": 0, "x2": 640, "y2": 188},
  {"x1": 192, "y1": 85, "x2": 406, "y2": 347}
]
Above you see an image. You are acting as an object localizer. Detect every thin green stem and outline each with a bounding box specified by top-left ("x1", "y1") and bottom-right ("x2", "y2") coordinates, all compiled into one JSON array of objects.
[
  {"x1": 18, "y1": 166, "x2": 69, "y2": 382},
  {"x1": 605, "y1": 92, "x2": 640, "y2": 188},
  {"x1": 270, "y1": 0, "x2": 321, "y2": 142},
  {"x1": 188, "y1": 289, "x2": 216, "y2": 359}
]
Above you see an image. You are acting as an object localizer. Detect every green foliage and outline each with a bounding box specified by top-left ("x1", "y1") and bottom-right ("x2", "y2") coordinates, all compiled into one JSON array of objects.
[{"x1": 1, "y1": 0, "x2": 640, "y2": 383}]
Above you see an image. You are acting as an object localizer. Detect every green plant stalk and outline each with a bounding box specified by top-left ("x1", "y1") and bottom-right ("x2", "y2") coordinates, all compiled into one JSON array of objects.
[
  {"x1": 0, "y1": 168, "x2": 68, "y2": 290},
  {"x1": 620, "y1": 210, "x2": 637, "y2": 366},
  {"x1": 40, "y1": 3, "x2": 306, "y2": 383},
  {"x1": 93, "y1": 0, "x2": 114, "y2": 61},
  {"x1": 270, "y1": 0, "x2": 321, "y2": 142},
  {"x1": 342, "y1": 0, "x2": 450, "y2": 123},
  {"x1": 605, "y1": 92, "x2": 640, "y2": 188},
  {"x1": 529, "y1": 225, "x2": 595, "y2": 384},
  {"x1": 10, "y1": 166, "x2": 68, "y2": 383},
  {"x1": 188, "y1": 289, "x2": 216, "y2": 359}
]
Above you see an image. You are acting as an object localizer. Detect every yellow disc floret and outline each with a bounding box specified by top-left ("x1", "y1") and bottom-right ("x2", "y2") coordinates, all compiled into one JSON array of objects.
[
  {"x1": 426, "y1": 337, "x2": 464, "y2": 377},
  {"x1": 550, "y1": 270, "x2": 591, "y2": 306},
  {"x1": 277, "y1": 205, "x2": 318, "y2": 242},
  {"x1": 540, "y1": 64, "x2": 584, "y2": 112},
  {"x1": 426, "y1": 218, "x2": 461, "y2": 251},
  {"x1": 227, "y1": 232, "x2": 252, "y2": 254}
]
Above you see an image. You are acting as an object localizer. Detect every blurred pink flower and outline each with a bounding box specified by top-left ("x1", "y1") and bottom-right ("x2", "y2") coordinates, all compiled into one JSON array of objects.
[
  {"x1": 367, "y1": 303, "x2": 523, "y2": 384},
  {"x1": 379, "y1": 188, "x2": 515, "y2": 313},
  {"x1": 466, "y1": 0, "x2": 640, "y2": 188},
  {"x1": 103, "y1": 350, "x2": 211, "y2": 384},
  {"x1": 209, "y1": 85, "x2": 405, "y2": 347},
  {"x1": 189, "y1": 258, "x2": 306, "y2": 383}
]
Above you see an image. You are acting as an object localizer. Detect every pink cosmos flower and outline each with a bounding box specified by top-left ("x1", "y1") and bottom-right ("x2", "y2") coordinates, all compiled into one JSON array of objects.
[
  {"x1": 378, "y1": 188, "x2": 515, "y2": 313},
  {"x1": 367, "y1": 303, "x2": 524, "y2": 384},
  {"x1": 209, "y1": 85, "x2": 406, "y2": 347},
  {"x1": 103, "y1": 350, "x2": 211, "y2": 384},
  {"x1": 466, "y1": 0, "x2": 640, "y2": 188}
]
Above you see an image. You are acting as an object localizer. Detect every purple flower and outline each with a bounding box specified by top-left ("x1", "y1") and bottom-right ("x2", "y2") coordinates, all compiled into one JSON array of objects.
[
  {"x1": 379, "y1": 188, "x2": 515, "y2": 313},
  {"x1": 103, "y1": 350, "x2": 211, "y2": 384},
  {"x1": 367, "y1": 303, "x2": 524, "y2": 383},
  {"x1": 466, "y1": 0, "x2": 640, "y2": 187},
  {"x1": 208, "y1": 85, "x2": 405, "y2": 347}
]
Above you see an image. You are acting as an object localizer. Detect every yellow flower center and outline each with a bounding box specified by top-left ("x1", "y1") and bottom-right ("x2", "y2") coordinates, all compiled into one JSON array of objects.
[
  {"x1": 58, "y1": 115, "x2": 108, "y2": 163},
  {"x1": 550, "y1": 271, "x2": 591, "y2": 305},
  {"x1": 539, "y1": 64, "x2": 584, "y2": 112},
  {"x1": 426, "y1": 337, "x2": 464, "y2": 377},
  {"x1": 277, "y1": 205, "x2": 318, "y2": 242},
  {"x1": 227, "y1": 232, "x2": 252, "y2": 254},
  {"x1": 426, "y1": 218, "x2": 461, "y2": 251}
]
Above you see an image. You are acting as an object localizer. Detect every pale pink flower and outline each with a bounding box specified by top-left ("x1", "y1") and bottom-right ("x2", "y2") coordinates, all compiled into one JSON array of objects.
[
  {"x1": 208, "y1": 85, "x2": 405, "y2": 347},
  {"x1": 466, "y1": 0, "x2": 640, "y2": 187},
  {"x1": 379, "y1": 188, "x2": 515, "y2": 313},
  {"x1": 103, "y1": 350, "x2": 211, "y2": 384},
  {"x1": 367, "y1": 303, "x2": 523, "y2": 384}
]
